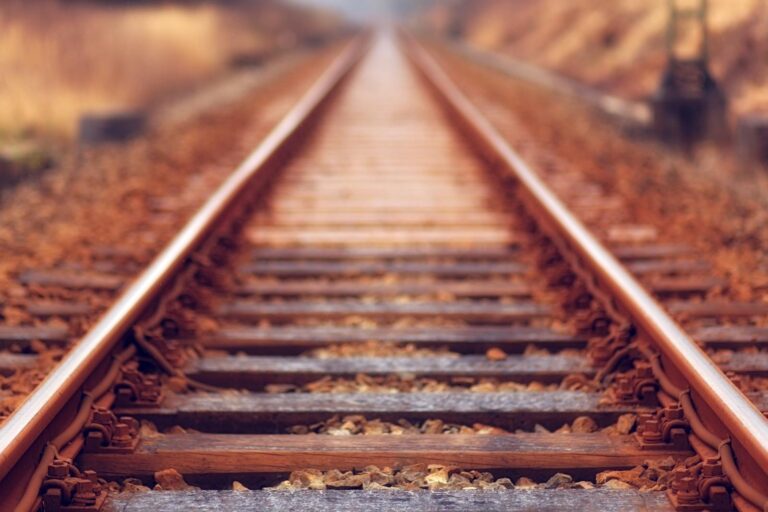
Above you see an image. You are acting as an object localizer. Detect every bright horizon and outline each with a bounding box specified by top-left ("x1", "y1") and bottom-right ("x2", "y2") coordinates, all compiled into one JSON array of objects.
[{"x1": 287, "y1": 0, "x2": 439, "y2": 20}]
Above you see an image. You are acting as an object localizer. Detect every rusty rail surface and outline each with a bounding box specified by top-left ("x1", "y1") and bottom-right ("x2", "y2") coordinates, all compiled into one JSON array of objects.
[
  {"x1": 1, "y1": 28, "x2": 767, "y2": 512},
  {"x1": 0, "y1": 36, "x2": 368, "y2": 484},
  {"x1": 402, "y1": 33, "x2": 768, "y2": 503},
  {"x1": 448, "y1": 39, "x2": 651, "y2": 128}
]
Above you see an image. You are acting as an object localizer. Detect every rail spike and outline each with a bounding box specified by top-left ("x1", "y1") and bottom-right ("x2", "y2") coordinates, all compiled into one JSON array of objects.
[
  {"x1": 636, "y1": 404, "x2": 690, "y2": 451},
  {"x1": 614, "y1": 361, "x2": 661, "y2": 408},
  {"x1": 83, "y1": 408, "x2": 140, "y2": 454},
  {"x1": 113, "y1": 361, "x2": 164, "y2": 408},
  {"x1": 588, "y1": 329, "x2": 634, "y2": 367},
  {"x1": 40, "y1": 459, "x2": 107, "y2": 512},
  {"x1": 667, "y1": 458, "x2": 731, "y2": 512}
]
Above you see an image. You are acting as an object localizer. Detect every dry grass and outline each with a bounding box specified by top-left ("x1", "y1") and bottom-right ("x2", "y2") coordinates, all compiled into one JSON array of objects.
[
  {"x1": 0, "y1": 0, "x2": 337, "y2": 140},
  {"x1": 434, "y1": 0, "x2": 768, "y2": 114}
]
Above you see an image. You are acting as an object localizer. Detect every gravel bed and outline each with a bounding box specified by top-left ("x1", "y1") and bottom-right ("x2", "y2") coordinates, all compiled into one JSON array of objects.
[{"x1": 0, "y1": 43, "x2": 347, "y2": 424}]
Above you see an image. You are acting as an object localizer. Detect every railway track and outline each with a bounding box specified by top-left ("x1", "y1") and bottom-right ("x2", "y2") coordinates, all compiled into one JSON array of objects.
[{"x1": 1, "y1": 31, "x2": 768, "y2": 511}]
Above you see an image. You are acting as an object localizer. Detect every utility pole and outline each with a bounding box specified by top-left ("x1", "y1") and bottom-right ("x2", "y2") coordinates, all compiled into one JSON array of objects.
[
  {"x1": 652, "y1": 0, "x2": 727, "y2": 146},
  {"x1": 445, "y1": 0, "x2": 469, "y2": 39}
]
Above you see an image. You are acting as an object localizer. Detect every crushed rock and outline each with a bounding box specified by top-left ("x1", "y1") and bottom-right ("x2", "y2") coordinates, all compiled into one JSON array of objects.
[
  {"x1": 265, "y1": 370, "x2": 601, "y2": 394},
  {"x1": 232, "y1": 481, "x2": 249, "y2": 491},
  {"x1": 485, "y1": 347, "x2": 507, "y2": 361},
  {"x1": 0, "y1": 346, "x2": 65, "y2": 418},
  {"x1": 596, "y1": 456, "x2": 687, "y2": 491},
  {"x1": 286, "y1": 414, "x2": 629, "y2": 436},
  {"x1": 120, "y1": 478, "x2": 151, "y2": 493},
  {"x1": 0, "y1": 45, "x2": 345, "y2": 425},
  {"x1": 153, "y1": 469, "x2": 198, "y2": 491},
  {"x1": 266, "y1": 373, "x2": 559, "y2": 394},
  {"x1": 267, "y1": 465, "x2": 649, "y2": 492},
  {"x1": 306, "y1": 342, "x2": 458, "y2": 359},
  {"x1": 119, "y1": 460, "x2": 686, "y2": 494},
  {"x1": 287, "y1": 415, "x2": 512, "y2": 436},
  {"x1": 267, "y1": 465, "x2": 516, "y2": 491}
]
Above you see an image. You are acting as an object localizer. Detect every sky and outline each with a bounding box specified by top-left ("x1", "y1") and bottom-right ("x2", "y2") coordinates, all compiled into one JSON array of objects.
[{"x1": 288, "y1": 0, "x2": 436, "y2": 21}]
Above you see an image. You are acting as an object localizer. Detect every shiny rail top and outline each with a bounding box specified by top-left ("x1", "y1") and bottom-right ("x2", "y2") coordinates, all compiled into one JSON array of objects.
[
  {"x1": 405, "y1": 35, "x2": 768, "y2": 475},
  {"x1": 0, "y1": 37, "x2": 368, "y2": 481}
]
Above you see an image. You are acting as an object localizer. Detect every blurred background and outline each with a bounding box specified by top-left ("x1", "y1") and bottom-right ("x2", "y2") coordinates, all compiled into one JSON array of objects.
[
  {"x1": 1, "y1": 1, "x2": 765, "y2": 148},
  {"x1": 419, "y1": 0, "x2": 768, "y2": 115},
  {"x1": 0, "y1": 0, "x2": 344, "y2": 141}
]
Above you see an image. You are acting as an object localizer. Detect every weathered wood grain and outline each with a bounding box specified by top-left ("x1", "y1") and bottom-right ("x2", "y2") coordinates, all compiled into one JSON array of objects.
[
  {"x1": 17, "y1": 269, "x2": 123, "y2": 291},
  {"x1": 25, "y1": 301, "x2": 94, "y2": 318},
  {"x1": 249, "y1": 247, "x2": 519, "y2": 260},
  {"x1": 0, "y1": 325, "x2": 69, "y2": 346},
  {"x1": 623, "y1": 259, "x2": 711, "y2": 275},
  {"x1": 717, "y1": 352, "x2": 768, "y2": 376},
  {"x1": 693, "y1": 326, "x2": 768, "y2": 346},
  {"x1": 610, "y1": 244, "x2": 692, "y2": 261},
  {"x1": 749, "y1": 393, "x2": 768, "y2": 410},
  {"x1": 116, "y1": 392, "x2": 638, "y2": 432},
  {"x1": 104, "y1": 489, "x2": 674, "y2": 512},
  {"x1": 234, "y1": 280, "x2": 533, "y2": 299},
  {"x1": 238, "y1": 261, "x2": 527, "y2": 278},
  {"x1": 255, "y1": 211, "x2": 508, "y2": 228},
  {"x1": 247, "y1": 246, "x2": 692, "y2": 263},
  {"x1": 199, "y1": 325, "x2": 585, "y2": 353},
  {"x1": 0, "y1": 353, "x2": 37, "y2": 375},
  {"x1": 667, "y1": 301, "x2": 768, "y2": 319},
  {"x1": 216, "y1": 301, "x2": 553, "y2": 323},
  {"x1": 276, "y1": 189, "x2": 494, "y2": 202},
  {"x1": 246, "y1": 228, "x2": 519, "y2": 247},
  {"x1": 83, "y1": 433, "x2": 688, "y2": 478},
  {"x1": 186, "y1": 354, "x2": 594, "y2": 388},
  {"x1": 642, "y1": 276, "x2": 726, "y2": 296},
  {"x1": 270, "y1": 199, "x2": 501, "y2": 210}
]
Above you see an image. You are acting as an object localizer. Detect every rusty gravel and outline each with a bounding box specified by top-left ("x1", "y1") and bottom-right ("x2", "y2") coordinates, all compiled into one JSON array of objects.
[{"x1": 0, "y1": 43, "x2": 347, "y2": 423}]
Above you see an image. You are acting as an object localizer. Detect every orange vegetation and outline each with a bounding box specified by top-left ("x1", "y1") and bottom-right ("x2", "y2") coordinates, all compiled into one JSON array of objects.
[
  {"x1": 0, "y1": 0, "x2": 339, "y2": 140},
  {"x1": 427, "y1": 0, "x2": 768, "y2": 114}
]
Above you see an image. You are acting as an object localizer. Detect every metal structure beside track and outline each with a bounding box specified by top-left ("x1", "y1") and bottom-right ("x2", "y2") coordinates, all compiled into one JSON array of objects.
[
  {"x1": 403, "y1": 34, "x2": 768, "y2": 507},
  {"x1": 0, "y1": 29, "x2": 766, "y2": 511},
  {"x1": 0, "y1": 36, "x2": 369, "y2": 505}
]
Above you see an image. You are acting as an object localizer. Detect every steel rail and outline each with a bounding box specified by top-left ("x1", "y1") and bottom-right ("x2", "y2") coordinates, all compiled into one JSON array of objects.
[
  {"x1": 403, "y1": 35, "x2": 768, "y2": 475},
  {"x1": 449, "y1": 40, "x2": 651, "y2": 127},
  {"x1": 0, "y1": 37, "x2": 367, "y2": 482}
]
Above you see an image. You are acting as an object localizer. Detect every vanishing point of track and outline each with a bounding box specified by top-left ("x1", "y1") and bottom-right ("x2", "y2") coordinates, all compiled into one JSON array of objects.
[{"x1": 1, "y1": 32, "x2": 767, "y2": 511}]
